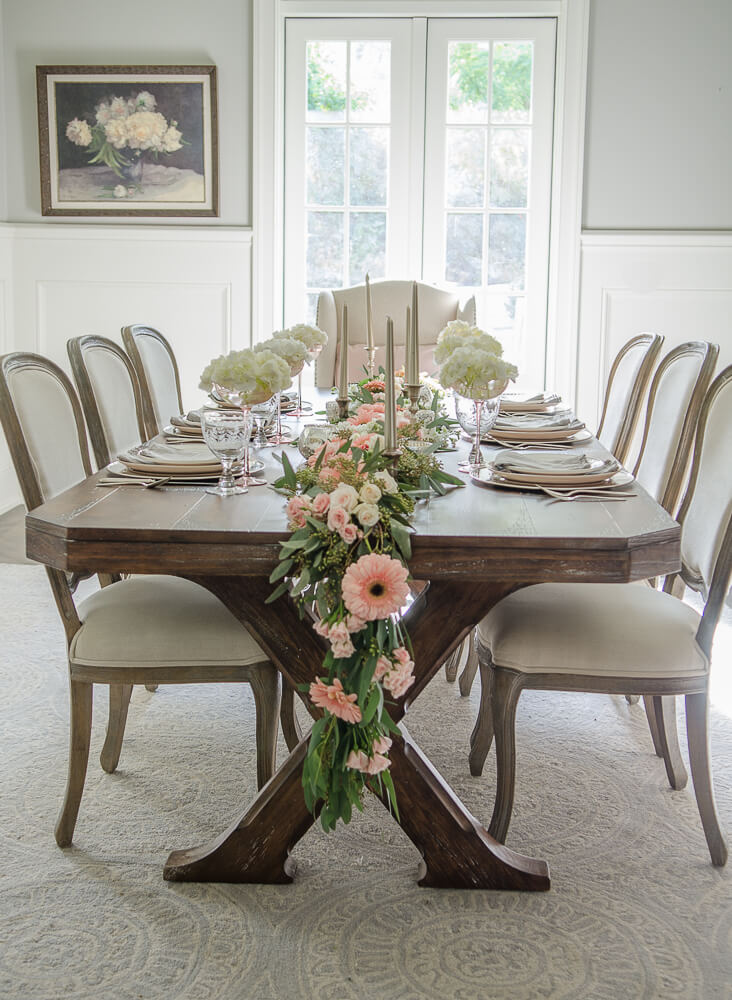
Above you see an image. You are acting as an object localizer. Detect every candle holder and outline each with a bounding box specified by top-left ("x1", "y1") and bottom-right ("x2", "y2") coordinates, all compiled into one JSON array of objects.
[
  {"x1": 404, "y1": 382, "x2": 421, "y2": 416},
  {"x1": 336, "y1": 396, "x2": 350, "y2": 420},
  {"x1": 364, "y1": 346, "x2": 377, "y2": 378},
  {"x1": 382, "y1": 447, "x2": 402, "y2": 479}
]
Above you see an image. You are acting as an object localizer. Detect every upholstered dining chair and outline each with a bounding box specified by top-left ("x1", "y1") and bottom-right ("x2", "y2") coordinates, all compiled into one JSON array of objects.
[
  {"x1": 314, "y1": 279, "x2": 476, "y2": 388},
  {"x1": 596, "y1": 333, "x2": 664, "y2": 464},
  {"x1": 468, "y1": 365, "x2": 732, "y2": 866},
  {"x1": 67, "y1": 335, "x2": 148, "y2": 469},
  {"x1": 0, "y1": 352, "x2": 280, "y2": 847},
  {"x1": 121, "y1": 324, "x2": 184, "y2": 438}
]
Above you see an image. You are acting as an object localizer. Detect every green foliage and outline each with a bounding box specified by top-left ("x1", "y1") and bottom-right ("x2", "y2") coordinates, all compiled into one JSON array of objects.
[{"x1": 448, "y1": 41, "x2": 531, "y2": 115}]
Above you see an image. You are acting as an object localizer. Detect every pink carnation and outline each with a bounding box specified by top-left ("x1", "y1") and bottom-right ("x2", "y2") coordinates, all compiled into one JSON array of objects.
[
  {"x1": 319, "y1": 466, "x2": 342, "y2": 487},
  {"x1": 345, "y1": 747, "x2": 391, "y2": 775},
  {"x1": 286, "y1": 494, "x2": 312, "y2": 529},
  {"x1": 328, "y1": 621, "x2": 356, "y2": 659},
  {"x1": 309, "y1": 676, "x2": 362, "y2": 723},
  {"x1": 374, "y1": 654, "x2": 391, "y2": 680},
  {"x1": 383, "y1": 659, "x2": 415, "y2": 698},
  {"x1": 313, "y1": 619, "x2": 330, "y2": 638},
  {"x1": 345, "y1": 613, "x2": 366, "y2": 634},
  {"x1": 341, "y1": 553, "x2": 410, "y2": 621},
  {"x1": 350, "y1": 402, "x2": 385, "y2": 425}
]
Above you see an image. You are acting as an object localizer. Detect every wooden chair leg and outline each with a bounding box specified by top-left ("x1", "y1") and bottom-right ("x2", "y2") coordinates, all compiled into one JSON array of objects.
[
  {"x1": 459, "y1": 631, "x2": 479, "y2": 697},
  {"x1": 280, "y1": 678, "x2": 302, "y2": 752},
  {"x1": 250, "y1": 667, "x2": 281, "y2": 789},
  {"x1": 55, "y1": 678, "x2": 93, "y2": 848},
  {"x1": 145, "y1": 684, "x2": 159, "y2": 692},
  {"x1": 642, "y1": 694, "x2": 664, "y2": 757},
  {"x1": 100, "y1": 683, "x2": 132, "y2": 774},
  {"x1": 651, "y1": 695, "x2": 688, "y2": 790},
  {"x1": 685, "y1": 692, "x2": 728, "y2": 866},
  {"x1": 469, "y1": 649, "x2": 494, "y2": 777},
  {"x1": 443, "y1": 640, "x2": 463, "y2": 682},
  {"x1": 487, "y1": 667, "x2": 524, "y2": 844}
]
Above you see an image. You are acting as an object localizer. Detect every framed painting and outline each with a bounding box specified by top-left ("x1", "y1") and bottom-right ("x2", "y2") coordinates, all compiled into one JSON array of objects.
[{"x1": 36, "y1": 65, "x2": 218, "y2": 217}]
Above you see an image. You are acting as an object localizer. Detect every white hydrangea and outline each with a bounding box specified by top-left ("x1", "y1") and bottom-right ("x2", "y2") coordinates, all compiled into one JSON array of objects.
[
  {"x1": 278, "y1": 324, "x2": 328, "y2": 352},
  {"x1": 438, "y1": 345, "x2": 518, "y2": 399},
  {"x1": 199, "y1": 348, "x2": 292, "y2": 403},
  {"x1": 65, "y1": 118, "x2": 92, "y2": 147},
  {"x1": 254, "y1": 336, "x2": 308, "y2": 370},
  {"x1": 434, "y1": 322, "x2": 504, "y2": 366}
]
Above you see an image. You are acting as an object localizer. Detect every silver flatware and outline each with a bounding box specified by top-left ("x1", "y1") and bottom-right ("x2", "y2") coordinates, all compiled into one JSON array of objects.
[{"x1": 97, "y1": 477, "x2": 171, "y2": 489}]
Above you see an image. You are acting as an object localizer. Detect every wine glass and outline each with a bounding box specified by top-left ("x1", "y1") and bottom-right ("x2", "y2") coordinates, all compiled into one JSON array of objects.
[
  {"x1": 454, "y1": 394, "x2": 501, "y2": 473},
  {"x1": 251, "y1": 396, "x2": 276, "y2": 448},
  {"x1": 201, "y1": 409, "x2": 252, "y2": 496}
]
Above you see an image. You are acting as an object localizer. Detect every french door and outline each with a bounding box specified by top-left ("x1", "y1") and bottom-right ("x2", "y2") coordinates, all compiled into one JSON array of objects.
[{"x1": 284, "y1": 16, "x2": 556, "y2": 387}]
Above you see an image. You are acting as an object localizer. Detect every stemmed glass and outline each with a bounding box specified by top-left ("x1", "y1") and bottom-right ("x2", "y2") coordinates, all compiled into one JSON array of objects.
[
  {"x1": 251, "y1": 396, "x2": 276, "y2": 448},
  {"x1": 239, "y1": 399, "x2": 275, "y2": 487},
  {"x1": 454, "y1": 394, "x2": 502, "y2": 473},
  {"x1": 201, "y1": 409, "x2": 252, "y2": 496}
]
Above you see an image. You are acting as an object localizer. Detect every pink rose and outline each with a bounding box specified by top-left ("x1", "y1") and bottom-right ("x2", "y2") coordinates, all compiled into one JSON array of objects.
[
  {"x1": 340, "y1": 522, "x2": 358, "y2": 544},
  {"x1": 286, "y1": 494, "x2": 312, "y2": 529},
  {"x1": 312, "y1": 492, "x2": 331, "y2": 516},
  {"x1": 327, "y1": 504, "x2": 349, "y2": 534}
]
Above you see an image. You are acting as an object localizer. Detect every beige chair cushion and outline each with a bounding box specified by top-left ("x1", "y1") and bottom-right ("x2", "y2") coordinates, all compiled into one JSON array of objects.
[
  {"x1": 477, "y1": 582, "x2": 707, "y2": 678},
  {"x1": 70, "y1": 576, "x2": 268, "y2": 669}
]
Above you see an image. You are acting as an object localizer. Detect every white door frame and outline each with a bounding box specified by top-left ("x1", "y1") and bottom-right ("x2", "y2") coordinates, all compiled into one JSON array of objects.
[{"x1": 253, "y1": 0, "x2": 589, "y2": 403}]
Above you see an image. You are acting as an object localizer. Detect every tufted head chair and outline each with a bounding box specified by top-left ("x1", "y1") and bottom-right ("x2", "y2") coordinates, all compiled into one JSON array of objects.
[
  {"x1": 314, "y1": 280, "x2": 476, "y2": 388},
  {"x1": 121, "y1": 325, "x2": 183, "y2": 437}
]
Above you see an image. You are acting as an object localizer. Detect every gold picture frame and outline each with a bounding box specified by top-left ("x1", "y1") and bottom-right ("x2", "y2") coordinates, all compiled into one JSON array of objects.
[{"x1": 36, "y1": 65, "x2": 219, "y2": 217}]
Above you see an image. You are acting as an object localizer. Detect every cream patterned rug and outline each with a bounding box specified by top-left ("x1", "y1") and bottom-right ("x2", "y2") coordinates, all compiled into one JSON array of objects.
[{"x1": 0, "y1": 565, "x2": 730, "y2": 1000}]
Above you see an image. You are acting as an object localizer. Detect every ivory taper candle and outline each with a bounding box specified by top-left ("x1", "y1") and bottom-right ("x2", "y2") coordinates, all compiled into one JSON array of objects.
[
  {"x1": 338, "y1": 304, "x2": 349, "y2": 398},
  {"x1": 365, "y1": 272, "x2": 374, "y2": 352},
  {"x1": 405, "y1": 305, "x2": 411, "y2": 377},
  {"x1": 407, "y1": 280, "x2": 420, "y2": 384},
  {"x1": 384, "y1": 316, "x2": 397, "y2": 451}
]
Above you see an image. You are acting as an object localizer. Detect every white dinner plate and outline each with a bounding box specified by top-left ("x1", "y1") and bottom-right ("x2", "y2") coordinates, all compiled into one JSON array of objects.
[{"x1": 470, "y1": 468, "x2": 634, "y2": 492}]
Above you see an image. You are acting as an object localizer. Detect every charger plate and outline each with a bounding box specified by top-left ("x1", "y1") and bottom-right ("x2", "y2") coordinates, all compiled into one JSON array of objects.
[
  {"x1": 470, "y1": 467, "x2": 634, "y2": 492},
  {"x1": 487, "y1": 423, "x2": 587, "y2": 443},
  {"x1": 490, "y1": 456, "x2": 620, "y2": 487}
]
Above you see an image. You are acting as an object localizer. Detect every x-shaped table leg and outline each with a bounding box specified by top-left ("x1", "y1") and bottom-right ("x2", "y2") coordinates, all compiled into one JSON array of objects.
[{"x1": 163, "y1": 576, "x2": 550, "y2": 891}]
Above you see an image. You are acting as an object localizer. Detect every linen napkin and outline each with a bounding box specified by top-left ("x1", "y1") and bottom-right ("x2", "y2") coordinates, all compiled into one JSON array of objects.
[
  {"x1": 502, "y1": 391, "x2": 561, "y2": 405},
  {"x1": 492, "y1": 452, "x2": 618, "y2": 477},
  {"x1": 118, "y1": 442, "x2": 220, "y2": 467},
  {"x1": 493, "y1": 413, "x2": 577, "y2": 429}
]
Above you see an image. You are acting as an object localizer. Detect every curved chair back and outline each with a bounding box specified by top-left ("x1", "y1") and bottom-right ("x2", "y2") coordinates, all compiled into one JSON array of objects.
[
  {"x1": 67, "y1": 336, "x2": 147, "y2": 469},
  {"x1": 673, "y1": 366, "x2": 732, "y2": 652},
  {"x1": 315, "y1": 280, "x2": 476, "y2": 388},
  {"x1": 121, "y1": 325, "x2": 183, "y2": 436},
  {"x1": 633, "y1": 341, "x2": 718, "y2": 515},
  {"x1": 0, "y1": 352, "x2": 91, "y2": 639},
  {"x1": 596, "y1": 333, "x2": 664, "y2": 463}
]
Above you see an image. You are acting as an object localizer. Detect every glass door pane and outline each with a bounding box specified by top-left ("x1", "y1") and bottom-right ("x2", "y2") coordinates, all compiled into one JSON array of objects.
[
  {"x1": 284, "y1": 19, "x2": 413, "y2": 327},
  {"x1": 423, "y1": 19, "x2": 556, "y2": 390}
]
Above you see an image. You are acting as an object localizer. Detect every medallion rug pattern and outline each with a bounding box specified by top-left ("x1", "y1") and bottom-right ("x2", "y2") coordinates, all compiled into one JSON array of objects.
[{"x1": 0, "y1": 566, "x2": 730, "y2": 999}]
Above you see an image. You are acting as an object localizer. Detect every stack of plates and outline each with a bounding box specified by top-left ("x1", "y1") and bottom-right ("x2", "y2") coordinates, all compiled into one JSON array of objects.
[
  {"x1": 472, "y1": 450, "x2": 631, "y2": 492},
  {"x1": 112, "y1": 441, "x2": 224, "y2": 483},
  {"x1": 487, "y1": 411, "x2": 590, "y2": 445},
  {"x1": 499, "y1": 391, "x2": 562, "y2": 413},
  {"x1": 166, "y1": 414, "x2": 205, "y2": 439}
]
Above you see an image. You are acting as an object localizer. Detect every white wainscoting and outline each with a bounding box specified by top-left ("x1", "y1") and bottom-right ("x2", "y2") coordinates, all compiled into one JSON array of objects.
[
  {"x1": 0, "y1": 223, "x2": 253, "y2": 512},
  {"x1": 577, "y1": 231, "x2": 732, "y2": 429}
]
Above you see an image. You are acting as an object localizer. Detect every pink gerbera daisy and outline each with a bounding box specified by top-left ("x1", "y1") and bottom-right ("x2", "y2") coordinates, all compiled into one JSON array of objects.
[
  {"x1": 341, "y1": 552, "x2": 410, "y2": 621},
  {"x1": 309, "y1": 676, "x2": 362, "y2": 724}
]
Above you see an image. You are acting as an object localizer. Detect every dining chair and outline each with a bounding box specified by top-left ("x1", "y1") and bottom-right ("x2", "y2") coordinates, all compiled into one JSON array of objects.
[
  {"x1": 0, "y1": 352, "x2": 281, "y2": 847},
  {"x1": 121, "y1": 324, "x2": 184, "y2": 438},
  {"x1": 467, "y1": 365, "x2": 732, "y2": 865},
  {"x1": 314, "y1": 279, "x2": 476, "y2": 388},
  {"x1": 596, "y1": 333, "x2": 664, "y2": 464},
  {"x1": 67, "y1": 335, "x2": 148, "y2": 469}
]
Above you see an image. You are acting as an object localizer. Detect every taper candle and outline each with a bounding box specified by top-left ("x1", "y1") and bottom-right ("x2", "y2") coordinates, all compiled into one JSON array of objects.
[
  {"x1": 409, "y1": 281, "x2": 420, "y2": 384},
  {"x1": 365, "y1": 272, "x2": 374, "y2": 352},
  {"x1": 338, "y1": 304, "x2": 349, "y2": 398},
  {"x1": 384, "y1": 316, "x2": 397, "y2": 451},
  {"x1": 405, "y1": 305, "x2": 411, "y2": 378}
]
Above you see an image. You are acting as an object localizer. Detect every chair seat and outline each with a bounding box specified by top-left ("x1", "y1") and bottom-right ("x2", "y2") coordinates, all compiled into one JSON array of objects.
[
  {"x1": 477, "y1": 582, "x2": 707, "y2": 678},
  {"x1": 70, "y1": 576, "x2": 268, "y2": 669}
]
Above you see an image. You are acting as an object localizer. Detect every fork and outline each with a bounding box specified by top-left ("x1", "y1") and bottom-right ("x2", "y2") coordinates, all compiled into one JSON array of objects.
[
  {"x1": 97, "y1": 476, "x2": 171, "y2": 489},
  {"x1": 484, "y1": 437, "x2": 569, "y2": 451},
  {"x1": 541, "y1": 486, "x2": 636, "y2": 501}
]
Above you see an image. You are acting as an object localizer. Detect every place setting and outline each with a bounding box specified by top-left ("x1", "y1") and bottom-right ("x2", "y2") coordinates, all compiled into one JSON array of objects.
[{"x1": 471, "y1": 449, "x2": 637, "y2": 501}]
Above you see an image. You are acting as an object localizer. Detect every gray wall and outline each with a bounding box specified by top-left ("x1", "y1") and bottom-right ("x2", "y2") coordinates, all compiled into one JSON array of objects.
[
  {"x1": 0, "y1": 0, "x2": 251, "y2": 224},
  {"x1": 583, "y1": 0, "x2": 732, "y2": 230},
  {"x1": 2, "y1": 0, "x2": 730, "y2": 230}
]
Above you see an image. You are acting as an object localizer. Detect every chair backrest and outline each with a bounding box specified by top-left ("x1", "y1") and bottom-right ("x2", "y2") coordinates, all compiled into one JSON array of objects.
[
  {"x1": 596, "y1": 333, "x2": 664, "y2": 464},
  {"x1": 315, "y1": 280, "x2": 476, "y2": 388},
  {"x1": 0, "y1": 352, "x2": 89, "y2": 641},
  {"x1": 67, "y1": 335, "x2": 148, "y2": 469},
  {"x1": 633, "y1": 341, "x2": 718, "y2": 514},
  {"x1": 670, "y1": 365, "x2": 732, "y2": 659},
  {"x1": 121, "y1": 325, "x2": 183, "y2": 436}
]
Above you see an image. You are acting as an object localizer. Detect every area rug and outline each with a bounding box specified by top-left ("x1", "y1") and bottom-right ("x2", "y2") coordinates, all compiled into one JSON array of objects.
[{"x1": 0, "y1": 564, "x2": 730, "y2": 1000}]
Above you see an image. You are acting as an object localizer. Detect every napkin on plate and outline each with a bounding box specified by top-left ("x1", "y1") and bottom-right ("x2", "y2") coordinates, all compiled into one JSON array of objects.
[
  {"x1": 118, "y1": 442, "x2": 220, "y2": 467},
  {"x1": 492, "y1": 451, "x2": 618, "y2": 477},
  {"x1": 502, "y1": 391, "x2": 561, "y2": 405},
  {"x1": 493, "y1": 412, "x2": 576, "y2": 429}
]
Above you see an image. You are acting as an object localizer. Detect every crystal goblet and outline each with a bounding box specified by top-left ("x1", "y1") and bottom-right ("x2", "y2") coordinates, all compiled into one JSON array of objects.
[
  {"x1": 454, "y1": 393, "x2": 502, "y2": 473},
  {"x1": 201, "y1": 409, "x2": 252, "y2": 496}
]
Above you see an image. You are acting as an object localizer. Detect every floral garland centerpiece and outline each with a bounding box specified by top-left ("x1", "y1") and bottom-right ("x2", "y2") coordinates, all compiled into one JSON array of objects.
[{"x1": 269, "y1": 403, "x2": 462, "y2": 829}]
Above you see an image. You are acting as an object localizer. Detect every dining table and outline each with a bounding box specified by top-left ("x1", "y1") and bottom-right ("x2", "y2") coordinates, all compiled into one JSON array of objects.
[{"x1": 24, "y1": 408, "x2": 681, "y2": 892}]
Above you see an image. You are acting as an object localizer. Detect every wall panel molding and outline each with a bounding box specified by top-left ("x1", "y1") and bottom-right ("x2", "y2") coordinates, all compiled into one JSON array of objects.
[{"x1": 577, "y1": 230, "x2": 732, "y2": 431}]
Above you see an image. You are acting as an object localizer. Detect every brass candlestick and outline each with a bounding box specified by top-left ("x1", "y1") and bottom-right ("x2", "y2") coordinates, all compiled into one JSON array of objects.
[
  {"x1": 337, "y1": 397, "x2": 350, "y2": 420},
  {"x1": 405, "y1": 382, "x2": 421, "y2": 416}
]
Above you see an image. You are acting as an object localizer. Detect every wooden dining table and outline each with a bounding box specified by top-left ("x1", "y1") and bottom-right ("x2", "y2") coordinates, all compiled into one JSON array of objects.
[{"x1": 25, "y1": 426, "x2": 681, "y2": 891}]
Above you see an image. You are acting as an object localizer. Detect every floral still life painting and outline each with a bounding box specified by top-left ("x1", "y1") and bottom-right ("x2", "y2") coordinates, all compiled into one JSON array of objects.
[{"x1": 36, "y1": 66, "x2": 218, "y2": 217}]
